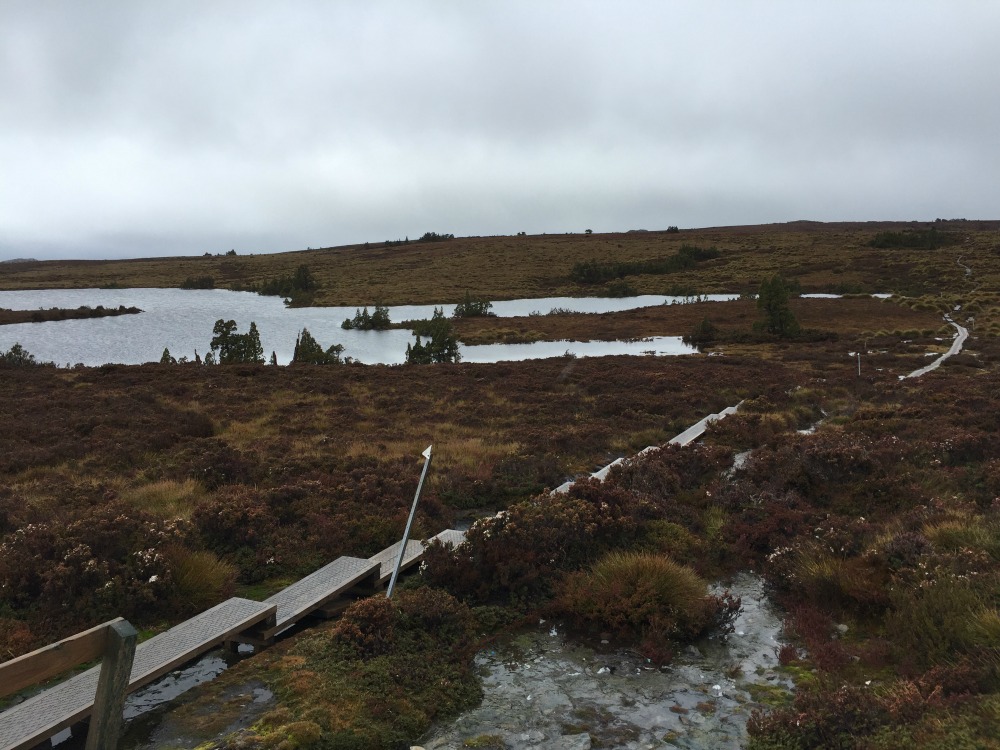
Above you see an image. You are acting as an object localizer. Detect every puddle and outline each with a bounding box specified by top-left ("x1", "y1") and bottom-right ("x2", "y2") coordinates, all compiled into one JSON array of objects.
[
  {"x1": 46, "y1": 649, "x2": 266, "y2": 750},
  {"x1": 118, "y1": 680, "x2": 275, "y2": 750},
  {"x1": 419, "y1": 573, "x2": 791, "y2": 750},
  {"x1": 123, "y1": 654, "x2": 233, "y2": 720}
]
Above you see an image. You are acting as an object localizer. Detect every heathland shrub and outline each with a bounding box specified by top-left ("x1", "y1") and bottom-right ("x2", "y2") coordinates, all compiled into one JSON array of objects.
[
  {"x1": 748, "y1": 666, "x2": 997, "y2": 750},
  {"x1": 452, "y1": 292, "x2": 495, "y2": 318},
  {"x1": 422, "y1": 479, "x2": 645, "y2": 604},
  {"x1": 552, "y1": 551, "x2": 739, "y2": 648},
  {"x1": 163, "y1": 546, "x2": 237, "y2": 615},
  {"x1": 332, "y1": 595, "x2": 398, "y2": 658},
  {"x1": 0, "y1": 502, "x2": 190, "y2": 630},
  {"x1": 0, "y1": 617, "x2": 35, "y2": 660}
]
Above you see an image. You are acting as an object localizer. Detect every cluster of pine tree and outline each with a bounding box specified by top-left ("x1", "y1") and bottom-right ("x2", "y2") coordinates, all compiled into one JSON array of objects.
[
  {"x1": 452, "y1": 292, "x2": 494, "y2": 318},
  {"x1": 406, "y1": 308, "x2": 461, "y2": 364},
  {"x1": 247, "y1": 264, "x2": 318, "y2": 305},
  {"x1": 292, "y1": 328, "x2": 344, "y2": 365},
  {"x1": 207, "y1": 319, "x2": 265, "y2": 364},
  {"x1": 341, "y1": 304, "x2": 391, "y2": 330}
]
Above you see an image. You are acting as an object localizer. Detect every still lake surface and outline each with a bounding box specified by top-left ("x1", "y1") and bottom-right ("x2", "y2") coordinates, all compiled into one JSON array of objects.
[{"x1": 0, "y1": 289, "x2": 738, "y2": 366}]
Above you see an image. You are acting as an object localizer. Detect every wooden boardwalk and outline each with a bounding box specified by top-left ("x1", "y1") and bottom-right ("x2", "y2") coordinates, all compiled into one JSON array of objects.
[
  {"x1": 258, "y1": 556, "x2": 378, "y2": 640},
  {"x1": 368, "y1": 539, "x2": 425, "y2": 585},
  {"x1": 553, "y1": 403, "x2": 742, "y2": 493},
  {"x1": 429, "y1": 529, "x2": 466, "y2": 548},
  {"x1": 0, "y1": 597, "x2": 275, "y2": 750},
  {"x1": 365, "y1": 530, "x2": 467, "y2": 586},
  {"x1": 0, "y1": 529, "x2": 467, "y2": 749}
]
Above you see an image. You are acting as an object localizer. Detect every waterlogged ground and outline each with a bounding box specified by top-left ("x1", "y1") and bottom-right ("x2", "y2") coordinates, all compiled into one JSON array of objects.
[{"x1": 419, "y1": 574, "x2": 791, "y2": 750}]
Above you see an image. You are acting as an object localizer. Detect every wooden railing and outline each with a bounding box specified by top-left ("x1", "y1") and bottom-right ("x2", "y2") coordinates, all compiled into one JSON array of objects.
[{"x1": 0, "y1": 618, "x2": 137, "y2": 750}]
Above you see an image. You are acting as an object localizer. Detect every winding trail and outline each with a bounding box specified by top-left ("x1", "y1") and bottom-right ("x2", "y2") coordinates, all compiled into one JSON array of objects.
[
  {"x1": 553, "y1": 403, "x2": 742, "y2": 494},
  {"x1": 901, "y1": 315, "x2": 969, "y2": 379}
]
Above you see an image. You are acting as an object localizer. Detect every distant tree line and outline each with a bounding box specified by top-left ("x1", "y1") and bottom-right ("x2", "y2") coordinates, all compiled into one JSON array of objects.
[
  {"x1": 181, "y1": 276, "x2": 215, "y2": 289},
  {"x1": 570, "y1": 245, "x2": 721, "y2": 284},
  {"x1": 418, "y1": 232, "x2": 455, "y2": 242},
  {"x1": 868, "y1": 228, "x2": 956, "y2": 249},
  {"x1": 244, "y1": 265, "x2": 318, "y2": 306}
]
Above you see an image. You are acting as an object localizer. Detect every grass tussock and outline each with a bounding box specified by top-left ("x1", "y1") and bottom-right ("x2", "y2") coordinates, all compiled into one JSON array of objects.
[
  {"x1": 119, "y1": 478, "x2": 206, "y2": 519},
  {"x1": 553, "y1": 551, "x2": 739, "y2": 659},
  {"x1": 164, "y1": 546, "x2": 237, "y2": 615}
]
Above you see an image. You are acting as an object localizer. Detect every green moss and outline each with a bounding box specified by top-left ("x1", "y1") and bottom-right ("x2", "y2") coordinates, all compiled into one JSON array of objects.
[
  {"x1": 746, "y1": 682, "x2": 793, "y2": 708},
  {"x1": 463, "y1": 735, "x2": 506, "y2": 748}
]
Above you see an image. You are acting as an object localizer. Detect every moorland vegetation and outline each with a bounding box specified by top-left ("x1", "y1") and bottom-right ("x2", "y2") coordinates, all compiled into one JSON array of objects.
[{"x1": 2, "y1": 221, "x2": 1000, "y2": 747}]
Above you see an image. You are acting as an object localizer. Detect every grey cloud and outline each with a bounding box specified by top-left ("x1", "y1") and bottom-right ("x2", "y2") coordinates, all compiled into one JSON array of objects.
[{"x1": 1, "y1": 1, "x2": 999, "y2": 260}]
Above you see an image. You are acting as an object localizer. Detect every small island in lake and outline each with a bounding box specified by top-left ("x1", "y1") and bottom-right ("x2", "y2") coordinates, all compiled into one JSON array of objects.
[{"x1": 0, "y1": 304, "x2": 142, "y2": 325}]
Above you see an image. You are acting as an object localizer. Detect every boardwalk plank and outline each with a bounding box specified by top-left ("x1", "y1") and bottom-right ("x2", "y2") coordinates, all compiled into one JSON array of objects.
[
  {"x1": 429, "y1": 529, "x2": 466, "y2": 548},
  {"x1": 261, "y1": 556, "x2": 378, "y2": 637},
  {"x1": 0, "y1": 598, "x2": 275, "y2": 750},
  {"x1": 367, "y1": 539, "x2": 424, "y2": 585}
]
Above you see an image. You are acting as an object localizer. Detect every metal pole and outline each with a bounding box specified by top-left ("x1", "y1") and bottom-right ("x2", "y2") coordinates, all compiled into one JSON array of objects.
[
  {"x1": 857, "y1": 352, "x2": 861, "y2": 377},
  {"x1": 386, "y1": 445, "x2": 432, "y2": 598}
]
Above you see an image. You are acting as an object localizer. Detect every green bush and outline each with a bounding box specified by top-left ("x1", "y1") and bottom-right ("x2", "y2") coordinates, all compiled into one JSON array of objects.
[
  {"x1": 553, "y1": 551, "x2": 737, "y2": 645},
  {"x1": 0, "y1": 343, "x2": 49, "y2": 368},
  {"x1": 886, "y1": 582, "x2": 984, "y2": 669},
  {"x1": 164, "y1": 546, "x2": 237, "y2": 615}
]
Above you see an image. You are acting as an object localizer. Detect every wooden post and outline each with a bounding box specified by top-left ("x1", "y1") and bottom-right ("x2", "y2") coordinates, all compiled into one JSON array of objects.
[{"x1": 84, "y1": 620, "x2": 137, "y2": 750}]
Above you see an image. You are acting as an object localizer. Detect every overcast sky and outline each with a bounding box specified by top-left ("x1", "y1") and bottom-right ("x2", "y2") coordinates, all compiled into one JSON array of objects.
[{"x1": 1, "y1": 1, "x2": 998, "y2": 261}]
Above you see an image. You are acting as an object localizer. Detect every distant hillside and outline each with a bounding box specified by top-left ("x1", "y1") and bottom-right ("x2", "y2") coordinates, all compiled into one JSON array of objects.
[
  {"x1": 0, "y1": 258, "x2": 38, "y2": 264},
  {"x1": 0, "y1": 221, "x2": 997, "y2": 304}
]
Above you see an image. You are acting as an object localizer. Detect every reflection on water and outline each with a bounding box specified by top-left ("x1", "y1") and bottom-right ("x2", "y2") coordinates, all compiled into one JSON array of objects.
[{"x1": 0, "y1": 289, "x2": 721, "y2": 366}]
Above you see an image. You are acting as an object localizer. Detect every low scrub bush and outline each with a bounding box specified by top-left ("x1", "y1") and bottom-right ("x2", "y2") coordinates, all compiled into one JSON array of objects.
[
  {"x1": 0, "y1": 502, "x2": 191, "y2": 633},
  {"x1": 0, "y1": 617, "x2": 35, "y2": 660},
  {"x1": 223, "y1": 587, "x2": 481, "y2": 749},
  {"x1": 552, "y1": 551, "x2": 739, "y2": 653},
  {"x1": 748, "y1": 666, "x2": 997, "y2": 750},
  {"x1": 422, "y1": 479, "x2": 647, "y2": 604}
]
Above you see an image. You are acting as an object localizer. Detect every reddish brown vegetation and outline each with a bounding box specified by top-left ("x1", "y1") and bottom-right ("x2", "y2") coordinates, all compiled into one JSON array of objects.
[
  {"x1": 452, "y1": 297, "x2": 944, "y2": 345},
  {"x1": 0, "y1": 355, "x2": 785, "y2": 654}
]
